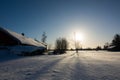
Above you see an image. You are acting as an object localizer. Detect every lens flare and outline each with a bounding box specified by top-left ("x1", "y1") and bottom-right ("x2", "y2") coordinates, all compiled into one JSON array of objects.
[{"x1": 75, "y1": 32, "x2": 84, "y2": 42}]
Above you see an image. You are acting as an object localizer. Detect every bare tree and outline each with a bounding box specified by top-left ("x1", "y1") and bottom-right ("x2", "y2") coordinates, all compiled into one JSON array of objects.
[
  {"x1": 54, "y1": 37, "x2": 68, "y2": 54},
  {"x1": 76, "y1": 41, "x2": 82, "y2": 49},
  {"x1": 104, "y1": 42, "x2": 109, "y2": 50},
  {"x1": 41, "y1": 32, "x2": 47, "y2": 43},
  {"x1": 96, "y1": 46, "x2": 102, "y2": 51}
]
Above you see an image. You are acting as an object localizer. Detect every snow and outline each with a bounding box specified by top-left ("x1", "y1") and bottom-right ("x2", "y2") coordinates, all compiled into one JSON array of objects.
[
  {"x1": 0, "y1": 51, "x2": 120, "y2": 80},
  {"x1": 7, "y1": 28, "x2": 46, "y2": 47}
]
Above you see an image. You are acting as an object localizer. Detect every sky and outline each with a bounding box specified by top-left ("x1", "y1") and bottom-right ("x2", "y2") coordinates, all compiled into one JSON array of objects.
[{"x1": 0, "y1": 0, "x2": 120, "y2": 48}]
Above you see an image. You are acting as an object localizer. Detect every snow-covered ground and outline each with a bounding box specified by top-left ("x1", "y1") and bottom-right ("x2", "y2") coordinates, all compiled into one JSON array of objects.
[{"x1": 0, "y1": 51, "x2": 120, "y2": 80}]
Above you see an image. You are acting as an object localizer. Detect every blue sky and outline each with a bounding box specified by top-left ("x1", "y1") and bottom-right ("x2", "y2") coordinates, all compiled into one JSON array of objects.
[{"x1": 0, "y1": 0, "x2": 120, "y2": 48}]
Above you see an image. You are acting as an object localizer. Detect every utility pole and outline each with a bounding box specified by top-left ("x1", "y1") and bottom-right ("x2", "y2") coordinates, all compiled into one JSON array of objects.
[
  {"x1": 74, "y1": 32, "x2": 78, "y2": 53},
  {"x1": 74, "y1": 32, "x2": 76, "y2": 50}
]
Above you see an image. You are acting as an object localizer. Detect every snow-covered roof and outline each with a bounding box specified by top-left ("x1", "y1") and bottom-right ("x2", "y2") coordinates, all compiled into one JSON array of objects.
[{"x1": 0, "y1": 27, "x2": 46, "y2": 47}]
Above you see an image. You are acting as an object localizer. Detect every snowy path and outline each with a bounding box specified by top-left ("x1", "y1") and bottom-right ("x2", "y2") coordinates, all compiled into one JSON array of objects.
[{"x1": 0, "y1": 51, "x2": 120, "y2": 80}]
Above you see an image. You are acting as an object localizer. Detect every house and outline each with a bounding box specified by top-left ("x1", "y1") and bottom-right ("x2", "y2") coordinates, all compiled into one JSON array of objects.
[{"x1": 0, "y1": 27, "x2": 47, "y2": 55}]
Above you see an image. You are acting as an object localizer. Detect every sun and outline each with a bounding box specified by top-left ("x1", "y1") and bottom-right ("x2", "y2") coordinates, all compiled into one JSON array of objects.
[{"x1": 75, "y1": 32, "x2": 84, "y2": 42}]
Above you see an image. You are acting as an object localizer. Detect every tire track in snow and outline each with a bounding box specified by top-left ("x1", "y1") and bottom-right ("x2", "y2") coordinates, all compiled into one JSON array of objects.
[
  {"x1": 37, "y1": 52, "x2": 84, "y2": 80},
  {"x1": 1, "y1": 51, "x2": 120, "y2": 80},
  {"x1": 24, "y1": 52, "x2": 75, "y2": 80},
  {"x1": 0, "y1": 54, "x2": 72, "y2": 80},
  {"x1": 70, "y1": 53, "x2": 98, "y2": 80},
  {"x1": 70, "y1": 52, "x2": 120, "y2": 80},
  {"x1": 49, "y1": 54, "x2": 76, "y2": 80}
]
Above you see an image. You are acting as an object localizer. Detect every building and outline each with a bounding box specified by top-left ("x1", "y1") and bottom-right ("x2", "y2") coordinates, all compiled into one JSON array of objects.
[{"x1": 0, "y1": 27, "x2": 47, "y2": 55}]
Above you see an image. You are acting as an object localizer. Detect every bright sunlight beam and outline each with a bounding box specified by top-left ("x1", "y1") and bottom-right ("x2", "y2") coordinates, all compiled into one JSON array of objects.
[{"x1": 75, "y1": 32, "x2": 84, "y2": 42}]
